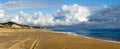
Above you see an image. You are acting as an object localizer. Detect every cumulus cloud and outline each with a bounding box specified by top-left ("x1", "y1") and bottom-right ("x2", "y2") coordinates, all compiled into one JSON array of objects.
[
  {"x1": 54, "y1": 4, "x2": 90, "y2": 25},
  {"x1": 51, "y1": 5, "x2": 120, "y2": 29},
  {"x1": 0, "y1": 4, "x2": 90, "y2": 26}
]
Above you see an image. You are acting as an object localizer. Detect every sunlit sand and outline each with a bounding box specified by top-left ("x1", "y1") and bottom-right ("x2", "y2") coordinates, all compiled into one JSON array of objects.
[{"x1": 0, "y1": 29, "x2": 120, "y2": 49}]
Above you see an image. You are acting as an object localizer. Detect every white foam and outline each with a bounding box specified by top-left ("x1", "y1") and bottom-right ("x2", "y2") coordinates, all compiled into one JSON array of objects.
[{"x1": 42, "y1": 30, "x2": 78, "y2": 36}]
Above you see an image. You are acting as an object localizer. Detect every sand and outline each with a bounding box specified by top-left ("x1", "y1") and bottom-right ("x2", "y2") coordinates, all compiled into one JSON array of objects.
[{"x1": 0, "y1": 28, "x2": 120, "y2": 49}]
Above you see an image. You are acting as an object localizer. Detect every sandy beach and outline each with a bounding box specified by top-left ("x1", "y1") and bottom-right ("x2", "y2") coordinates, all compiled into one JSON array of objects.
[{"x1": 0, "y1": 29, "x2": 120, "y2": 49}]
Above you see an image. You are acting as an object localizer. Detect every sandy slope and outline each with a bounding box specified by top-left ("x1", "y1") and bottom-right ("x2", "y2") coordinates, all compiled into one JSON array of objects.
[{"x1": 0, "y1": 29, "x2": 120, "y2": 49}]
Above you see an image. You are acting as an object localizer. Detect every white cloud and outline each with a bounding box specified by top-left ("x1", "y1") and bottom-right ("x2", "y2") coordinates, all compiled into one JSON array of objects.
[
  {"x1": 49, "y1": 5, "x2": 120, "y2": 29},
  {"x1": 0, "y1": 3, "x2": 119, "y2": 29},
  {"x1": 54, "y1": 4, "x2": 90, "y2": 25},
  {"x1": 0, "y1": 10, "x2": 4, "y2": 18},
  {"x1": 0, "y1": 4, "x2": 90, "y2": 26}
]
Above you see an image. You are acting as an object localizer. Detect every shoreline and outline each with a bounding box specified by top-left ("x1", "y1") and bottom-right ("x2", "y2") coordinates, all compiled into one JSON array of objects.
[
  {"x1": 1, "y1": 29, "x2": 120, "y2": 49},
  {"x1": 43, "y1": 30, "x2": 120, "y2": 44}
]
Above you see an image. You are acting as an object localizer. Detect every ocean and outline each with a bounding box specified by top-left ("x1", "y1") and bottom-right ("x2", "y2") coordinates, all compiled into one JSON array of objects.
[{"x1": 53, "y1": 29, "x2": 120, "y2": 42}]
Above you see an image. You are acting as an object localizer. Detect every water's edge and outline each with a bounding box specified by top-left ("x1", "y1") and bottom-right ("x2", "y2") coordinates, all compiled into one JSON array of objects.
[{"x1": 42, "y1": 30, "x2": 120, "y2": 44}]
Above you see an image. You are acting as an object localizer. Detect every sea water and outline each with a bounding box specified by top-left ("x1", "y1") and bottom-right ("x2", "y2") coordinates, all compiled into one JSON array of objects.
[{"x1": 53, "y1": 29, "x2": 120, "y2": 41}]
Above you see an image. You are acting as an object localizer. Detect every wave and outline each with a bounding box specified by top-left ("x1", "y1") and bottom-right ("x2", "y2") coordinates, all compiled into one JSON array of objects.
[
  {"x1": 42, "y1": 30, "x2": 120, "y2": 43},
  {"x1": 42, "y1": 30, "x2": 79, "y2": 36}
]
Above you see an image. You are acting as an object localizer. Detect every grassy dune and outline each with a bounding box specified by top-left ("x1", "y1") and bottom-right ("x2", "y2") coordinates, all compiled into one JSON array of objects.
[{"x1": 0, "y1": 29, "x2": 120, "y2": 49}]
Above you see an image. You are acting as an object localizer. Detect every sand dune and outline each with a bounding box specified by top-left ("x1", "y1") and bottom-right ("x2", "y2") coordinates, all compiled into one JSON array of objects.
[{"x1": 0, "y1": 29, "x2": 120, "y2": 49}]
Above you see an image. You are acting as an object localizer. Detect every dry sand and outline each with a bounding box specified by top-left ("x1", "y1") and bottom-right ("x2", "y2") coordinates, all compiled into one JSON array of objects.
[{"x1": 0, "y1": 28, "x2": 120, "y2": 49}]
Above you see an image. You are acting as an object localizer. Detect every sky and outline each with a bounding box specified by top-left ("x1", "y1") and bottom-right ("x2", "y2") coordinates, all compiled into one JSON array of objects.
[
  {"x1": 0, "y1": 0, "x2": 120, "y2": 29},
  {"x1": 0, "y1": 0, "x2": 120, "y2": 14}
]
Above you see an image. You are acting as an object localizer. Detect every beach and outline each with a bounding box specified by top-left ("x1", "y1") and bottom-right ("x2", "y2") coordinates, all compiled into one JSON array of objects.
[{"x1": 0, "y1": 29, "x2": 120, "y2": 49}]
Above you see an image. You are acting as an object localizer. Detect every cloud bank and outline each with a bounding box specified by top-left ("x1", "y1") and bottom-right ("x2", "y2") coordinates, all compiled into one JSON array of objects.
[
  {"x1": 0, "y1": 3, "x2": 120, "y2": 29},
  {"x1": 0, "y1": 4, "x2": 90, "y2": 26},
  {"x1": 88, "y1": 5, "x2": 120, "y2": 29},
  {"x1": 61, "y1": 5, "x2": 120, "y2": 29},
  {"x1": 47, "y1": 5, "x2": 120, "y2": 29}
]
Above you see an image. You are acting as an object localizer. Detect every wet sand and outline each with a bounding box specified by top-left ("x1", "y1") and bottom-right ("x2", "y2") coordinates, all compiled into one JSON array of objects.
[{"x1": 0, "y1": 28, "x2": 120, "y2": 49}]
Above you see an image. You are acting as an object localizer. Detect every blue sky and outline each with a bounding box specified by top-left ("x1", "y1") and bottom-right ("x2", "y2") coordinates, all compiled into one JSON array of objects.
[
  {"x1": 0, "y1": 0, "x2": 120, "y2": 14},
  {"x1": 64, "y1": 0, "x2": 120, "y2": 5},
  {"x1": 0, "y1": 0, "x2": 120, "y2": 29}
]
